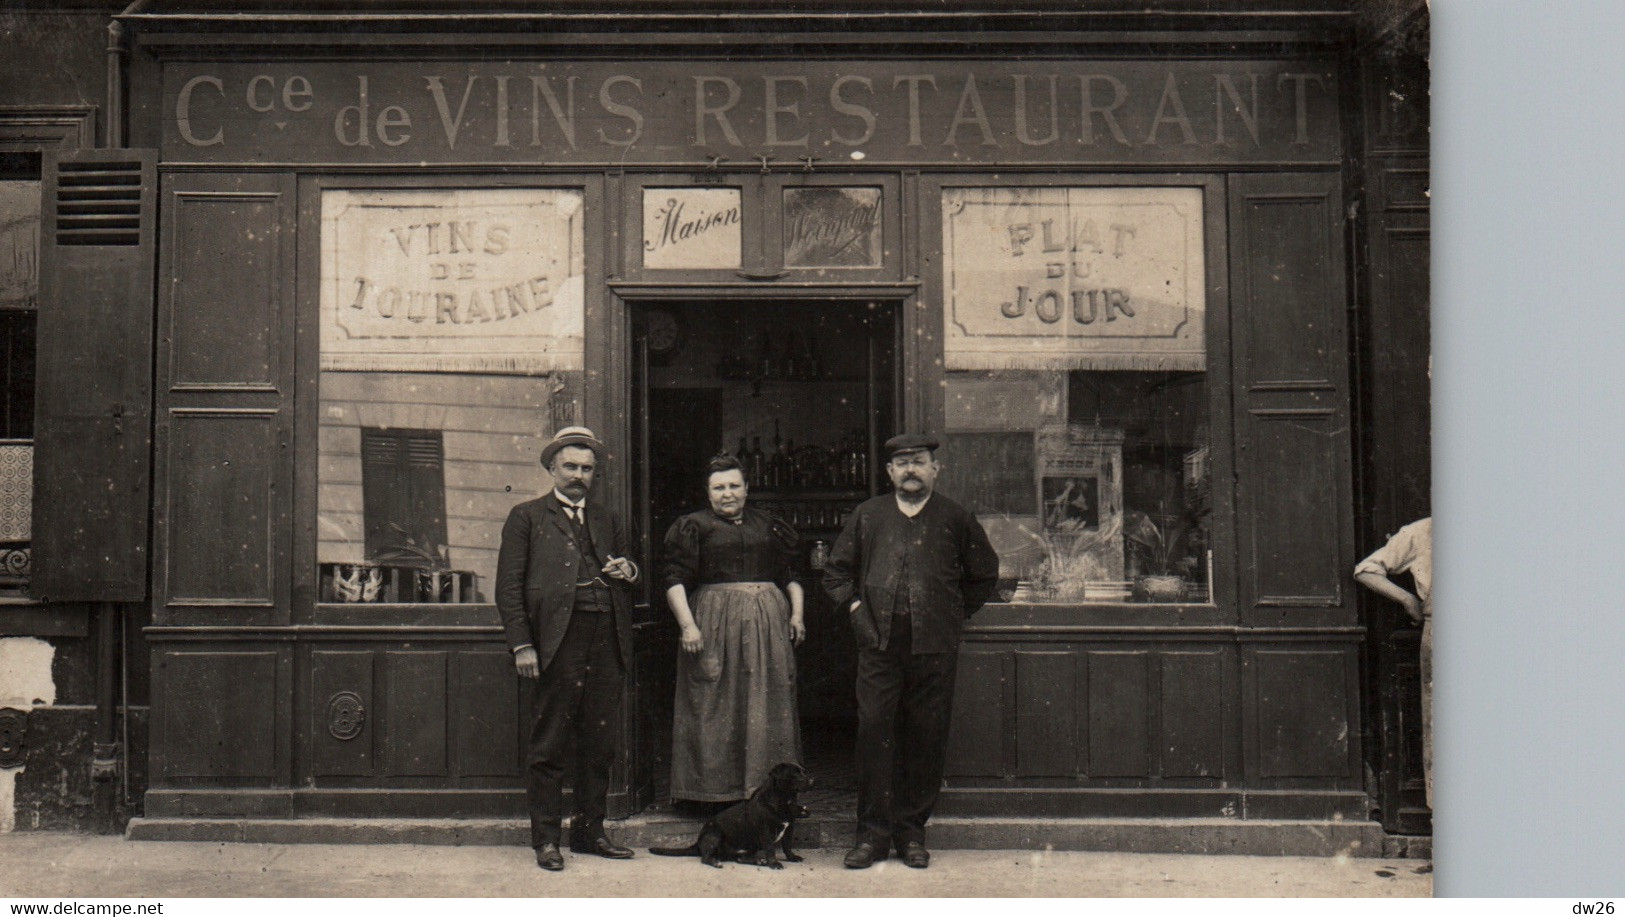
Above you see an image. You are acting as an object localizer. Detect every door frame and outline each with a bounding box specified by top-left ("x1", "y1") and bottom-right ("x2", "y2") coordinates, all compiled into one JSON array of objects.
[{"x1": 600, "y1": 282, "x2": 917, "y2": 815}]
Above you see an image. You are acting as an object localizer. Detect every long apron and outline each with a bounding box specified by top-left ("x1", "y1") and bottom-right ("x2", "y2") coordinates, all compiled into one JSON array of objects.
[{"x1": 670, "y1": 581, "x2": 802, "y2": 801}]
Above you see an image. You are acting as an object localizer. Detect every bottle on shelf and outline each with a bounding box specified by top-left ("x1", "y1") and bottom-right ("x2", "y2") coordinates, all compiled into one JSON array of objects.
[
  {"x1": 849, "y1": 432, "x2": 869, "y2": 488},
  {"x1": 748, "y1": 436, "x2": 766, "y2": 488},
  {"x1": 801, "y1": 335, "x2": 821, "y2": 379},
  {"x1": 735, "y1": 436, "x2": 749, "y2": 469},
  {"x1": 756, "y1": 332, "x2": 774, "y2": 379},
  {"x1": 783, "y1": 332, "x2": 801, "y2": 379}
]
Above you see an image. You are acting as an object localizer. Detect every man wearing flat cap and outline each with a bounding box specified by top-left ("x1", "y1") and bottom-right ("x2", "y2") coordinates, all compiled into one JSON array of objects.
[
  {"x1": 497, "y1": 426, "x2": 641, "y2": 871},
  {"x1": 824, "y1": 433, "x2": 1000, "y2": 869}
]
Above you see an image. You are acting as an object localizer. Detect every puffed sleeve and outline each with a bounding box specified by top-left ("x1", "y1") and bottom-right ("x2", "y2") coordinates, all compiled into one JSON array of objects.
[
  {"x1": 766, "y1": 511, "x2": 801, "y2": 590},
  {"x1": 661, "y1": 514, "x2": 704, "y2": 592}
]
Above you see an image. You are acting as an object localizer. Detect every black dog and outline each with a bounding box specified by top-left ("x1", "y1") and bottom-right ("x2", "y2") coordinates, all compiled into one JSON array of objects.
[{"x1": 649, "y1": 762, "x2": 813, "y2": 869}]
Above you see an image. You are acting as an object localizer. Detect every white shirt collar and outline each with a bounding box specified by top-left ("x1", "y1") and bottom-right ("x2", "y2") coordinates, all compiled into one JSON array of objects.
[
  {"x1": 895, "y1": 493, "x2": 931, "y2": 518},
  {"x1": 553, "y1": 490, "x2": 586, "y2": 511}
]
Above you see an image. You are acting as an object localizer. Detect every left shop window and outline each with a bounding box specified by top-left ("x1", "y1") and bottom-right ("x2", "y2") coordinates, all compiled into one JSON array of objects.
[
  {"x1": 317, "y1": 188, "x2": 585, "y2": 604},
  {"x1": 0, "y1": 162, "x2": 39, "y2": 598}
]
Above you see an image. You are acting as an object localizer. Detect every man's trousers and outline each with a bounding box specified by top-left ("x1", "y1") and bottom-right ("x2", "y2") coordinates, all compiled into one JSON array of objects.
[
  {"x1": 853, "y1": 612, "x2": 960, "y2": 850},
  {"x1": 525, "y1": 609, "x2": 624, "y2": 848}
]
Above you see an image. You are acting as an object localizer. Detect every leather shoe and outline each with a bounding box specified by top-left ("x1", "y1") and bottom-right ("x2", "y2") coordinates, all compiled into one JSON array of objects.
[
  {"x1": 534, "y1": 843, "x2": 564, "y2": 871},
  {"x1": 570, "y1": 836, "x2": 634, "y2": 859},
  {"x1": 900, "y1": 841, "x2": 930, "y2": 869},
  {"x1": 843, "y1": 841, "x2": 882, "y2": 869}
]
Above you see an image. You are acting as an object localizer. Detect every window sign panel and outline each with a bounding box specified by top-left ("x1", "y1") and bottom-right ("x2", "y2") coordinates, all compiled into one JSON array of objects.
[
  {"x1": 783, "y1": 186, "x2": 882, "y2": 268},
  {"x1": 942, "y1": 186, "x2": 1204, "y2": 372},
  {"x1": 642, "y1": 187, "x2": 741, "y2": 269},
  {"x1": 941, "y1": 186, "x2": 1210, "y2": 606},
  {"x1": 321, "y1": 188, "x2": 584, "y2": 375},
  {"x1": 318, "y1": 188, "x2": 583, "y2": 604}
]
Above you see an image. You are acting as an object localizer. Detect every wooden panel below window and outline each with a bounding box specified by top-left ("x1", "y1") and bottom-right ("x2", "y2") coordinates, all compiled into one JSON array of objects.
[
  {"x1": 945, "y1": 650, "x2": 1010, "y2": 777},
  {"x1": 1014, "y1": 651, "x2": 1077, "y2": 777},
  {"x1": 156, "y1": 650, "x2": 279, "y2": 781},
  {"x1": 1250, "y1": 648, "x2": 1354, "y2": 779},
  {"x1": 1087, "y1": 651, "x2": 1150, "y2": 778},
  {"x1": 1159, "y1": 651, "x2": 1225, "y2": 779},
  {"x1": 311, "y1": 650, "x2": 374, "y2": 778},
  {"x1": 449, "y1": 649, "x2": 522, "y2": 779},
  {"x1": 380, "y1": 651, "x2": 450, "y2": 777}
]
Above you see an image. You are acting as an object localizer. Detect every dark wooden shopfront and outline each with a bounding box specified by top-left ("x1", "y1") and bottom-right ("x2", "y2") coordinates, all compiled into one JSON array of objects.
[{"x1": 14, "y1": 1, "x2": 1430, "y2": 839}]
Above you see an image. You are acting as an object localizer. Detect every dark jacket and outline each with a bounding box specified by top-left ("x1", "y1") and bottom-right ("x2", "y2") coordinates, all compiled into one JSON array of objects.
[
  {"x1": 495, "y1": 495, "x2": 639, "y2": 671},
  {"x1": 822, "y1": 491, "x2": 999, "y2": 653}
]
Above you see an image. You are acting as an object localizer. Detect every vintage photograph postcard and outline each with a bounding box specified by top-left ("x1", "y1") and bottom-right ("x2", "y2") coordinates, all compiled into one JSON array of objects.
[{"x1": 0, "y1": 0, "x2": 1434, "y2": 898}]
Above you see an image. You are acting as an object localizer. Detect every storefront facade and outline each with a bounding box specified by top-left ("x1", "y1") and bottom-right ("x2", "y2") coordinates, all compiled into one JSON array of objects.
[{"x1": 2, "y1": 0, "x2": 1430, "y2": 843}]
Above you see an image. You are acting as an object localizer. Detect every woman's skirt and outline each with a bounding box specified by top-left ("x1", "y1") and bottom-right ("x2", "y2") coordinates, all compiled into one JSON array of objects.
[{"x1": 670, "y1": 581, "x2": 802, "y2": 802}]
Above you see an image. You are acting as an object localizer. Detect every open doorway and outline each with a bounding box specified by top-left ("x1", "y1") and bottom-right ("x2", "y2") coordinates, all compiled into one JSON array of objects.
[{"x1": 632, "y1": 299, "x2": 897, "y2": 816}]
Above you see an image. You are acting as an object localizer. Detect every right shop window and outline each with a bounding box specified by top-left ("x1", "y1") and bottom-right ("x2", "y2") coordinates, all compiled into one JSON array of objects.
[{"x1": 941, "y1": 186, "x2": 1211, "y2": 605}]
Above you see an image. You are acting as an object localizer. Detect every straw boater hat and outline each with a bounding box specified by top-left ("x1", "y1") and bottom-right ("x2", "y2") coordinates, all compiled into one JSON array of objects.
[{"x1": 539, "y1": 425, "x2": 605, "y2": 467}]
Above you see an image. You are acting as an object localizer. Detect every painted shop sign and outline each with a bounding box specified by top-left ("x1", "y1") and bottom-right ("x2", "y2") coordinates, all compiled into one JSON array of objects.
[
  {"x1": 642, "y1": 187, "x2": 742, "y2": 269},
  {"x1": 320, "y1": 188, "x2": 585, "y2": 374},
  {"x1": 942, "y1": 186, "x2": 1205, "y2": 372},
  {"x1": 784, "y1": 187, "x2": 883, "y2": 268},
  {"x1": 162, "y1": 61, "x2": 1338, "y2": 165}
]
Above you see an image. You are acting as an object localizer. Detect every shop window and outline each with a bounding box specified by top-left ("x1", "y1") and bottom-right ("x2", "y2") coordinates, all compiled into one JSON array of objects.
[
  {"x1": 316, "y1": 187, "x2": 585, "y2": 605},
  {"x1": 0, "y1": 170, "x2": 39, "y2": 597},
  {"x1": 940, "y1": 186, "x2": 1211, "y2": 605}
]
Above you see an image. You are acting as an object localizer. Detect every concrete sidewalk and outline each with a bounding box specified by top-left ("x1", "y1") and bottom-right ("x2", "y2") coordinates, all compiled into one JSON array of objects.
[{"x1": 0, "y1": 834, "x2": 1431, "y2": 898}]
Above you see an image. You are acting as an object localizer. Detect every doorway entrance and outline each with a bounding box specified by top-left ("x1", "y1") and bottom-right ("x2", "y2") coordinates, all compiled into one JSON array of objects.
[{"x1": 629, "y1": 299, "x2": 898, "y2": 816}]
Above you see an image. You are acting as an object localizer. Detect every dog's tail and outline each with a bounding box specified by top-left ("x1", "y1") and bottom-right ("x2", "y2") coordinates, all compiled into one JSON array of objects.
[{"x1": 648, "y1": 844, "x2": 702, "y2": 857}]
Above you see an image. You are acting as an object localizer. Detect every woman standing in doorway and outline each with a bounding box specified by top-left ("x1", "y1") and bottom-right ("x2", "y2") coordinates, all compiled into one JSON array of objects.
[{"x1": 661, "y1": 454, "x2": 805, "y2": 811}]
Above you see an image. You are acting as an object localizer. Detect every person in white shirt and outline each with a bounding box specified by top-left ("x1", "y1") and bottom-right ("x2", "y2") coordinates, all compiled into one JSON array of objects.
[{"x1": 1355, "y1": 517, "x2": 1433, "y2": 809}]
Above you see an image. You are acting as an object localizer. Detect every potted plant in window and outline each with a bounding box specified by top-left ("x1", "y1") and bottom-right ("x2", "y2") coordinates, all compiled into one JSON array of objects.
[
  {"x1": 1124, "y1": 505, "x2": 1203, "y2": 603},
  {"x1": 1013, "y1": 515, "x2": 1124, "y2": 603}
]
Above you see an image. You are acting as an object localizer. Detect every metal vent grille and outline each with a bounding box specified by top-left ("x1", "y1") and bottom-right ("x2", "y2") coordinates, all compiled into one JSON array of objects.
[{"x1": 54, "y1": 162, "x2": 143, "y2": 246}]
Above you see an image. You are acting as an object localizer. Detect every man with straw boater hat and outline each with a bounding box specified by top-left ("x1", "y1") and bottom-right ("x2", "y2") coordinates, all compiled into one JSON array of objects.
[
  {"x1": 497, "y1": 426, "x2": 641, "y2": 871},
  {"x1": 824, "y1": 433, "x2": 1000, "y2": 870}
]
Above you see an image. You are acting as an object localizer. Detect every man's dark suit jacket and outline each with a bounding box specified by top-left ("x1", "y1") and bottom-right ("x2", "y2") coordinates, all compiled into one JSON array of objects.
[
  {"x1": 495, "y1": 495, "x2": 638, "y2": 671},
  {"x1": 823, "y1": 492, "x2": 999, "y2": 654}
]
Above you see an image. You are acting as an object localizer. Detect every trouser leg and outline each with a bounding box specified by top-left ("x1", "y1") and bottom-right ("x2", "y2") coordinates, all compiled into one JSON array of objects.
[
  {"x1": 892, "y1": 636, "x2": 958, "y2": 846},
  {"x1": 571, "y1": 612, "x2": 624, "y2": 841},
  {"x1": 854, "y1": 624, "x2": 906, "y2": 850},
  {"x1": 527, "y1": 613, "x2": 593, "y2": 848}
]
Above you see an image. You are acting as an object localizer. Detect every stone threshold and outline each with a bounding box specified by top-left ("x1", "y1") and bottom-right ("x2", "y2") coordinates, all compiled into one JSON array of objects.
[{"x1": 126, "y1": 814, "x2": 1425, "y2": 858}]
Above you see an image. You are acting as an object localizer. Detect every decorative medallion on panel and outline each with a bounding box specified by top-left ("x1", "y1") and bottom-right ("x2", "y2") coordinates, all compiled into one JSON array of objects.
[{"x1": 326, "y1": 691, "x2": 367, "y2": 741}]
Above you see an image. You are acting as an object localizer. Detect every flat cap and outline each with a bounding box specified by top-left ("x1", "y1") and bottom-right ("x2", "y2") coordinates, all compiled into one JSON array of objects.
[
  {"x1": 883, "y1": 433, "x2": 940, "y2": 458},
  {"x1": 539, "y1": 425, "x2": 605, "y2": 466}
]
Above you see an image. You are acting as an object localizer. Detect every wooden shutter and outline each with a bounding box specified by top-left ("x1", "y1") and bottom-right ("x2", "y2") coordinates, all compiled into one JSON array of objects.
[
  {"x1": 31, "y1": 149, "x2": 157, "y2": 603},
  {"x1": 1228, "y1": 172, "x2": 1356, "y2": 627},
  {"x1": 361, "y1": 428, "x2": 448, "y2": 564}
]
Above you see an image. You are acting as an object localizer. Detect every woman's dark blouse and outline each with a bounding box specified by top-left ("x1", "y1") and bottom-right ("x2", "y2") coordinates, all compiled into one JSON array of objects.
[{"x1": 660, "y1": 507, "x2": 801, "y2": 591}]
